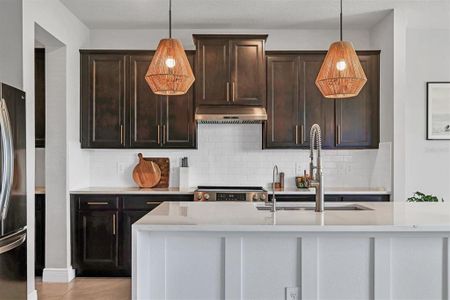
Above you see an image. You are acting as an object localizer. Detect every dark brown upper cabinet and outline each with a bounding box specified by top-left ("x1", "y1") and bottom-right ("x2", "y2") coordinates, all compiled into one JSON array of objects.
[
  {"x1": 80, "y1": 50, "x2": 196, "y2": 149},
  {"x1": 35, "y1": 48, "x2": 45, "y2": 148},
  {"x1": 334, "y1": 53, "x2": 380, "y2": 148},
  {"x1": 264, "y1": 51, "x2": 380, "y2": 149},
  {"x1": 81, "y1": 53, "x2": 126, "y2": 148},
  {"x1": 193, "y1": 35, "x2": 267, "y2": 106}
]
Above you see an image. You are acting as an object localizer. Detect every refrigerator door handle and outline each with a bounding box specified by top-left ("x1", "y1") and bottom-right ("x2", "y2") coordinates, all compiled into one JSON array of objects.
[
  {"x1": 0, "y1": 98, "x2": 14, "y2": 227},
  {"x1": 0, "y1": 227, "x2": 26, "y2": 255}
]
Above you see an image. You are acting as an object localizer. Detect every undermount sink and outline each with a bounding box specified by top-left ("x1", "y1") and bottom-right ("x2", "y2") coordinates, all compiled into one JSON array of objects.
[{"x1": 256, "y1": 204, "x2": 372, "y2": 211}]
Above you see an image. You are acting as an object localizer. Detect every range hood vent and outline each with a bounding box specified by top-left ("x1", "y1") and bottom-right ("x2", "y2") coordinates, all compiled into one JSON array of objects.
[{"x1": 195, "y1": 106, "x2": 267, "y2": 124}]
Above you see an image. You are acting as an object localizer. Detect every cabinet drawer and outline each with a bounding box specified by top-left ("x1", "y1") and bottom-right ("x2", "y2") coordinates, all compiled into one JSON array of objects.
[
  {"x1": 122, "y1": 195, "x2": 193, "y2": 210},
  {"x1": 122, "y1": 198, "x2": 162, "y2": 210},
  {"x1": 77, "y1": 196, "x2": 119, "y2": 210},
  {"x1": 342, "y1": 195, "x2": 390, "y2": 202}
]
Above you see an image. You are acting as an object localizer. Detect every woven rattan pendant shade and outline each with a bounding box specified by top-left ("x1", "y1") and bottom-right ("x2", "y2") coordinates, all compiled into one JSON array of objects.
[
  {"x1": 315, "y1": 0, "x2": 367, "y2": 99},
  {"x1": 145, "y1": 38, "x2": 194, "y2": 95},
  {"x1": 315, "y1": 41, "x2": 367, "y2": 98}
]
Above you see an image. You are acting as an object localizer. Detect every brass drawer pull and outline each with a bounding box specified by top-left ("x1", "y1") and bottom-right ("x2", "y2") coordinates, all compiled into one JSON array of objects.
[
  {"x1": 300, "y1": 125, "x2": 305, "y2": 144},
  {"x1": 295, "y1": 125, "x2": 299, "y2": 144},
  {"x1": 146, "y1": 201, "x2": 162, "y2": 205},
  {"x1": 226, "y1": 82, "x2": 230, "y2": 102},
  {"x1": 120, "y1": 125, "x2": 124, "y2": 145},
  {"x1": 162, "y1": 125, "x2": 166, "y2": 144},
  {"x1": 232, "y1": 82, "x2": 235, "y2": 102},
  {"x1": 157, "y1": 124, "x2": 161, "y2": 145},
  {"x1": 112, "y1": 214, "x2": 116, "y2": 235},
  {"x1": 336, "y1": 125, "x2": 341, "y2": 145},
  {"x1": 87, "y1": 202, "x2": 109, "y2": 205}
]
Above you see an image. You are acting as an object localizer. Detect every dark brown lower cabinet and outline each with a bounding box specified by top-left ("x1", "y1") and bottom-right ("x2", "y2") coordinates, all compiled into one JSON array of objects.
[
  {"x1": 270, "y1": 194, "x2": 390, "y2": 202},
  {"x1": 121, "y1": 210, "x2": 150, "y2": 274},
  {"x1": 75, "y1": 210, "x2": 120, "y2": 276},
  {"x1": 35, "y1": 194, "x2": 45, "y2": 276},
  {"x1": 71, "y1": 194, "x2": 192, "y2": 276}
]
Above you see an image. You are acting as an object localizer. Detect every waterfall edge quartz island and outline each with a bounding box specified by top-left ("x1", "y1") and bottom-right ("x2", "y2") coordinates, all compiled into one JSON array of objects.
[{"x1": 132, "y1": 202, "x2": 450, "y2": 300}]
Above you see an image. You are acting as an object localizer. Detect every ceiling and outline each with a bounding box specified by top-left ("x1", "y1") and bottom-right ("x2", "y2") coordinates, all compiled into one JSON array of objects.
[
  {"x1": 59, "y1": 0, "x2": 409, "y2": 30},
  {"x1": 60, "y1": 0, "x2": 450, "y2": 30}
]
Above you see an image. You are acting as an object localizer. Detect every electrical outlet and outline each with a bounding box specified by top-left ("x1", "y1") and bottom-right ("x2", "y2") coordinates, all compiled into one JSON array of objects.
[
  {"x1": 117, "y1": 162, "x2": 126, "y2": 175},
  {"x1": 285, "y1": 287, "x2": 299, "y2": 300}
]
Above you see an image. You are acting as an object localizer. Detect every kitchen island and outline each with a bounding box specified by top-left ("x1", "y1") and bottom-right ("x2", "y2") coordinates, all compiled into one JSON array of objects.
[{"x1": 132, "y1": 202, "x2": 450, "y2": 300}]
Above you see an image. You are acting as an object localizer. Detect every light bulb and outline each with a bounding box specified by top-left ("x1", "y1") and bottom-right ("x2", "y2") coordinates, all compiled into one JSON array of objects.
[
  {"x1": 336, "y1": 60, "x2": 347, "y2": 71},
  {"x1": 165, "y1": 57, "x2": 176, "y2": 68}
]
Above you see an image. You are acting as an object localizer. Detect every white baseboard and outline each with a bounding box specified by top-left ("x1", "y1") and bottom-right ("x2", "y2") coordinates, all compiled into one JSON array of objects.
[
  {"x1": 28, "y1": 289, "x2": 37, "y2": 300},
  {"x1": 42, "y1": 267, "x2": 75, "y2": 283}
]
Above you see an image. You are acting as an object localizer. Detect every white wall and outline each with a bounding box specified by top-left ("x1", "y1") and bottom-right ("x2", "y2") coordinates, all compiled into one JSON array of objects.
[
  {"x1": 0, "y1": 0, "x2": 23, "y2": 89},
  {"x1": 85, "y1": 27, "x2": 391, "y2": 190},
  {"x1": 88, "y1": 28, "x2": 371, "y2": 51},
  {"x1": 22, "y1": 0, "x2": 89, "y2": 290},
  {"x1": 89, "y1": 125, "x2": 388, "y2": 190},
  {"x1": 405, "y1": 28, "x2": 450, "y2": 201}
]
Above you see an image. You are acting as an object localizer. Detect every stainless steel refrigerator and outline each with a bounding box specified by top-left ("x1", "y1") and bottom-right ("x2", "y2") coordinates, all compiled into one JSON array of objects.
[{"x1": 0, "y1": 83, "x2": 27, "y2": 299}]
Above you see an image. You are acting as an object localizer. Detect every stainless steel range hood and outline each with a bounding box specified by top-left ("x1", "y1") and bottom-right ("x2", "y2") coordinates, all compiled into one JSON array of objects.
[{"x1": 195, "y1": 106, "x2": 267, "y2": 124}]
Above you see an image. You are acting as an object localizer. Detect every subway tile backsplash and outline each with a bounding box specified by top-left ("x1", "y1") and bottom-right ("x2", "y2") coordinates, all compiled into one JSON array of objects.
[{"x1": 87, "y1": 124, "x2": 391, "y2": 190}]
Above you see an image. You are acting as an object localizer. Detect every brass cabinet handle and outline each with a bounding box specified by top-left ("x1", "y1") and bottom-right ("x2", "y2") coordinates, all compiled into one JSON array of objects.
[
  {"x1": 226, "y1": 82, "x2": 230, "y2": 102},
  {"x1": 157, "y1": 124, "x2": 161, "y2": 145},
  {"x1": 300, "y1": 125, "x2": 305, "y2": 144},
  {"x1": 336, "y1": 125, "x2": 341, "y2": 145},
  {"x1": 162, "y1": 125, "x2": 166, "y2": 144},
  {"x1": 295, "y1": 125, "x2": 299, "y2": 144},
  {"x1": 146, "y1": 201, "x2": 162, "y2": 205},
  {"x1": 112, "y1": 214, "x2": 116, "y2": 236},
  {"x1": 120, "y1": 125, "x2": 124, "y2": 145},
  {"x1": 87, "y1": 202, "x2": 109, "y2": 205},
  {"x1": 232, "y1": 82, "x2": 235, "y2": 102}
]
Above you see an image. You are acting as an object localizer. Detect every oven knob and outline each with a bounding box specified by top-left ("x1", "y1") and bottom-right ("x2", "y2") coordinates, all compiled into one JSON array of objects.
[
  {"x1": 252, "y1": 194, "x2": 259, "y2": 201},
  {"x1": 204, "y1": 193, "x2": 210, "y2": 200},
  {"x1": 196, "y1": 193, "x2": 203, "y2": 201},
  {"x1": 260, "y1": 194, "x2": 266, "y2": 201}
]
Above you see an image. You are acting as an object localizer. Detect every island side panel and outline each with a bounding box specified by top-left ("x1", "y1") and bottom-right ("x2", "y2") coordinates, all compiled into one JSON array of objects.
[{"x1": 133, "y1": 230, "x2": 450, "y2": 300}]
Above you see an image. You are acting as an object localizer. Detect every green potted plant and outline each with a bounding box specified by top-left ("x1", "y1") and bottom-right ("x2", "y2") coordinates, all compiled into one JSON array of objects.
[{"x1": 407, "y1": 191, "x2": 444, "y2": 202}]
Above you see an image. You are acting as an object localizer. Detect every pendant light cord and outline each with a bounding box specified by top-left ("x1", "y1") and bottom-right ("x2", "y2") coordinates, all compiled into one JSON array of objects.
[
  {"x1": 340, "y1": 0, "x2": 343, "y2": 41},
  {"x1": 169, "y1": 0, "x2": 172, "y2": 38}
]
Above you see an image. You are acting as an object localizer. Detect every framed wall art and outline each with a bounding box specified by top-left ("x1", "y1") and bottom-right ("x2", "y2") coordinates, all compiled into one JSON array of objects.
[{"x1": 427, "y1": 82, "x2": 450, "y2": 140}]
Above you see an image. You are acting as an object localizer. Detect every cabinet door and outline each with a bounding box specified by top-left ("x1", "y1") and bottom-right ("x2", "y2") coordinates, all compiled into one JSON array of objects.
[
  {"x1": 229, "y1": 39, "x2": 266, "y2": 105},
  {"x1": 265, "y1": 55, "x2": 300, "y2": 148},
  {"x1": 335, "y1": 54, "x2": 380, "y2": 148},
  {"x1": 81, "y1": 53, "x2": 126, "y2": 148},
  {"x1": 121, "y1": 210, "x2": 154, "y2": 275},
  {"x1": 75, "y1": 210, "x2": 119, "y2": 274},
  {"x1": 35, "y1": 194, "x2": 45, "y2": 276},
  {"x1": 34, "y1": 49, "x2": 45, "y2": 148},
  {"x1": 195, "y1": 39, "x2": 230, "y2": 105},
  {"x1": 162, "y1": 53, "x2": 196, "y2": 148},
  {"x1": 129, "y1": 54, "x2": 162, "y2": 148},
  {"x1": 298, "y1": 54, "x2": 336, "y2": 148}
]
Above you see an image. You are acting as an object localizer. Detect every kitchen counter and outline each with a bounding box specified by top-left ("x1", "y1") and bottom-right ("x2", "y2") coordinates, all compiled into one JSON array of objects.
[
  {"x1": 134, "y1": 201, "x2": 449, "y2": 231},
  {"x1": 70, "y1": 187, "x2": 195, "y2": 194},
  {"x1": 132, "y1": 202, "x2": 450, "y2": 300},
  {"x1": 35, "y1": 186, "x2": 45, "y2": 194},
  {"x1": 71, "y1": 186, "x2": 389, "y2": 195}
]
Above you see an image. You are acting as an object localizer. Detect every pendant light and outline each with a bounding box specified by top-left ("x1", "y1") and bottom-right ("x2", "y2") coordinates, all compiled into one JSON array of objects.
[
  {"x1": 145, "y1": 0, "x2": 195, "y2": 95},
  {"x1": 315, "y1": 0, "x2": 367, "y2": 99}
]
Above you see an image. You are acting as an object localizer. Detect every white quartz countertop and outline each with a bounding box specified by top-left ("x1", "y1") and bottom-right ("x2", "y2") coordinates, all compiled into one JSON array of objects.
[
  {"x1": 271, "y1": 187, "x2": 390, "y2": 195},
  {"x1": 70, "y1": 187, "x2": 195, "y2": 194},
  {"x1": 133, "y1": 202, "x2": 450, "y2": 232},
  {"x1": 70, "y1": 186, "x2": 389, "y2": 195}
]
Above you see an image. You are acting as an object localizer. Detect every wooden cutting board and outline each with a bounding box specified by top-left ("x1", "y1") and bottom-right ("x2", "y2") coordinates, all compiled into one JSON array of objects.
[
  {"x1": 132, "y1": 153, "x2": 161, "y2": 188},
  {"x1": 132, "y1": 154, "x2": 170, "y2": 188}
]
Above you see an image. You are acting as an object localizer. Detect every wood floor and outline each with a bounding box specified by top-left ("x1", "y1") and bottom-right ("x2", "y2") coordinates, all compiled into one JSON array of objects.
[{"x1": 36, "y1": 277, "x2": 131, "y2": 300}]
